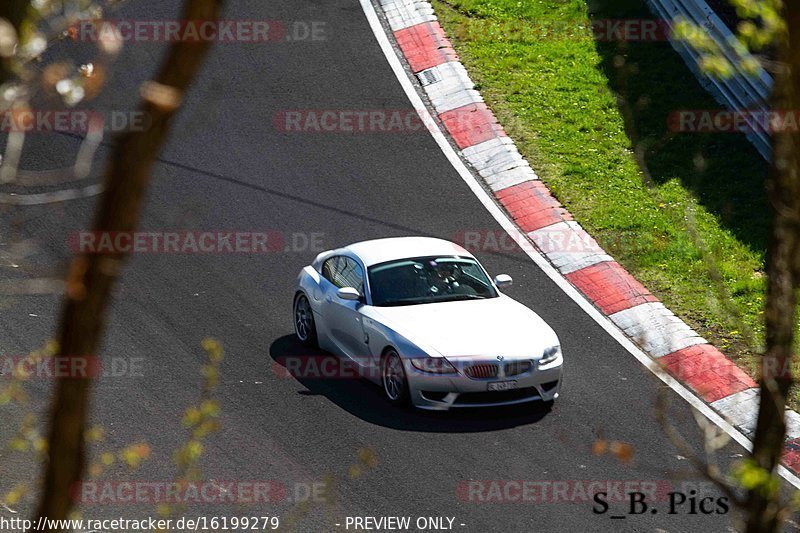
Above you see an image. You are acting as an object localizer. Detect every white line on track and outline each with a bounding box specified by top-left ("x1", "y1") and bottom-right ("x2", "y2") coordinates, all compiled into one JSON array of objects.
[{"x1": 357, "y1": 0, "x2": 800, "y2": 490}]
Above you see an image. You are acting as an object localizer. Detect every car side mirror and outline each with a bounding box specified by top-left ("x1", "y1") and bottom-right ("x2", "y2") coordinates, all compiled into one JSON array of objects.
[
  {"x1": 494, "y1": 274, "x2": 513, "y2": 289},
  {"x1": 337, "y1": 287, "x2": 361, "y2": 301}
]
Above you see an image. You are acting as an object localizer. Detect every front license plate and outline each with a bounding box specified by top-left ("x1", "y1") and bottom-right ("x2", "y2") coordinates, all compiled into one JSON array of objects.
[{"x1": 488, "y1": 380, "x2": 517, "y2": 392}]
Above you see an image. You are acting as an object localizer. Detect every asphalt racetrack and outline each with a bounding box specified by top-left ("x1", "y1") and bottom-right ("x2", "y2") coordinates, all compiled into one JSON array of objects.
[{"x1": 0, "y1": 0, "x2": 789, "y2": 531}]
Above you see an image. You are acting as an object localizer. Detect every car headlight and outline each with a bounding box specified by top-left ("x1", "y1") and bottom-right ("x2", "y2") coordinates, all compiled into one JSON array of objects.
[
  {"x1": 410, "y1": 357, "x2": 458, "y2": 374},
  {"x1": 540, "y1": 345, "x2": 562, "y2": 366}
]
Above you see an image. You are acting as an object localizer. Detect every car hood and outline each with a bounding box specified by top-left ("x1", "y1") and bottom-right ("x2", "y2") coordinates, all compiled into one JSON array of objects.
[{"x1": 367, "y1": 295, "x2": 558, "y2": 359}]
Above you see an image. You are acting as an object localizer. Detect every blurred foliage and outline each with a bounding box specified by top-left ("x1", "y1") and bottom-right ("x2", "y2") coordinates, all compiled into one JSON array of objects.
[{"x1": 673, "y1": 0, "x2": 785, "y2": 77}]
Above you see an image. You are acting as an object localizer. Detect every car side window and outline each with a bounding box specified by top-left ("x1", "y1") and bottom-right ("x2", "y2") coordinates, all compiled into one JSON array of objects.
[
  {"x1": 335, "y1": 257, "x2": 364, "y2": 293},
  {"x1": 321, "y1": 256, "x2": 364, "y2": 293},
  {"x1": 321, "y1": 257, "x2": 340, "y2": 285}
]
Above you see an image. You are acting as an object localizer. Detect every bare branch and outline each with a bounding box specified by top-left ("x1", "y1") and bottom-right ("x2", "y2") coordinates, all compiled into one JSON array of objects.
[
  {"x1": 655, "y1": 387, "x2": 746, "y2": 507},
  {"x1": 29, "y1": 0, "x2": 225, "y2": 528}
]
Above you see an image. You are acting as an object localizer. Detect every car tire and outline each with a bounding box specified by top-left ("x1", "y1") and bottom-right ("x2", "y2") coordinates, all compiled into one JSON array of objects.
[
  {"x1": 293, "y1": 293, "x2": 318, "y2": 347},
  {"x1": 382, "y1": 349, "x2": 410, "y2": 406}
]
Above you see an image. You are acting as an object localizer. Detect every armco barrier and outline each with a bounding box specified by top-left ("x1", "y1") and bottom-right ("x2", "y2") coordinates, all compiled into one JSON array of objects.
[{"x1": 645, "y1": 0, "x2": 773, "y2": 159}]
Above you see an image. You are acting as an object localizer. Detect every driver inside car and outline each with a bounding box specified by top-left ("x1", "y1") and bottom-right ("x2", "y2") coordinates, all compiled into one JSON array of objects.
[{"x1": 429, "y1": 261, "x2": 478, "y2": 296}]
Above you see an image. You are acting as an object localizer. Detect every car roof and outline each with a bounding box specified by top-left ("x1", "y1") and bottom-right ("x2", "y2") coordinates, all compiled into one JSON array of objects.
[{"x1": 343, "y1": 237, "x2": 474, "y2": 267}]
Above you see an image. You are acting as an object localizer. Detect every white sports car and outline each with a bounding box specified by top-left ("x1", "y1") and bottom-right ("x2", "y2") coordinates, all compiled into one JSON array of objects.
[{"x1": 292, "y1": 236, "x2": 563, "y2": 410}]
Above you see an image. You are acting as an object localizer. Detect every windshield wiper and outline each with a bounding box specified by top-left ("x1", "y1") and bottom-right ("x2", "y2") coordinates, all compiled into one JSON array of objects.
[
  {"x1": 439, "y1": 294, "x2": 486, "y2": 302},
  {"x1": 379, "y1": 298, "x2": 429, "y2": 307},
  {"x1": 378, "y1": 294, "x2": 488, "y2": 306}
]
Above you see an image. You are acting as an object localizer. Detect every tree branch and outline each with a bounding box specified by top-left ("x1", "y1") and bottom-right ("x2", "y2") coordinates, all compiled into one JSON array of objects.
[
  {"x1": 746, "y1": 2, "x2": 800, "y2": 531},
  {"x1": 29, "y1": 0, "x2": 225, "y2": 529}
]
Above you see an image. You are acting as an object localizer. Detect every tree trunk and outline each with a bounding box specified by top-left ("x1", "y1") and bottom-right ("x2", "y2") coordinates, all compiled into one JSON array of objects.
[
  {"x1": 745, "y1": 3, "x2": 800, "y2": 532},
  {"x1": 30, "y1": 0, "x2": 224, "y2": 530}
]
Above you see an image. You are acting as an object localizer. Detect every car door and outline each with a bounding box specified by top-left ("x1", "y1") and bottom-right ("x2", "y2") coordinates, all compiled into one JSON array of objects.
[{"x1": 320, "y1": 256, "x2": 369, "y2": 364}]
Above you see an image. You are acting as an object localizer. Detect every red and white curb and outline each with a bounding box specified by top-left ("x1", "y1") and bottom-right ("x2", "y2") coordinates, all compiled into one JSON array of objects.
[{"x1": 372, "y1": 0, "x2": 800, "y2": 477}]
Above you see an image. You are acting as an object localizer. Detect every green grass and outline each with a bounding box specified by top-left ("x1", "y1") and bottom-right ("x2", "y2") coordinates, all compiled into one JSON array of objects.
[{"x1": 432, "y1": 0, "x2": 799, "y2": 396}]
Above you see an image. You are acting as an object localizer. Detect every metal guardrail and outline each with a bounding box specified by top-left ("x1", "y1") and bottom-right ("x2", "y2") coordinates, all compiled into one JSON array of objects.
[{"x1": 645, "y1": 0, "x2": 773, "y2": 159}]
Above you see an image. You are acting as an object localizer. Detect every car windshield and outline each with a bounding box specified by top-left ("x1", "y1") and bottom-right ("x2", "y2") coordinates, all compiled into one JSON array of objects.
[{"x1": 368, "y1": 256, "x2": 498, "y2": 307}]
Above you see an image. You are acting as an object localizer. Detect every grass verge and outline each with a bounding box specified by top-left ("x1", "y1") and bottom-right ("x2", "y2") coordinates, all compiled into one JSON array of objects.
[{"x1": 431, "y1": 0, "x2": 800, "y2": 403}]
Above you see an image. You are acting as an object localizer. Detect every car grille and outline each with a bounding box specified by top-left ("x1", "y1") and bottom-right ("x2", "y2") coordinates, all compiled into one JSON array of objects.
[
  {"x1": 504, "y1": 361, "x2": 532, "y2": 376},
  {"x1": 455, "y1": 387, "x2": 540, "y2": 405},
  {"x1": 465, "y1": 363, "x2": 499, "y2": 379}
]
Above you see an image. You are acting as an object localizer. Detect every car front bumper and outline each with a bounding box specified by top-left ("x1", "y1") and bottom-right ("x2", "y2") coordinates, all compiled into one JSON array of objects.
[{"x1": 404, "y1": 359, "x2": 563, "y2": 411}]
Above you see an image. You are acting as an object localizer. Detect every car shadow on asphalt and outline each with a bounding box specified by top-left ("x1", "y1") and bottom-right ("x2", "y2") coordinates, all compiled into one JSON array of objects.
[{"x1": 269, "y1": 335, "x2": 552, "y2": 432}]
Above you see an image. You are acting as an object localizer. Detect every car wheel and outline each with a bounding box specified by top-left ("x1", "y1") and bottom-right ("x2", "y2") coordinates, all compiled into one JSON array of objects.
[
  {"x1": 382, "y1": 349, "x2": 409, "y2": 406},
  {"x1": 294, "y1": 293, "x2": 318, "y2": 347}
]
